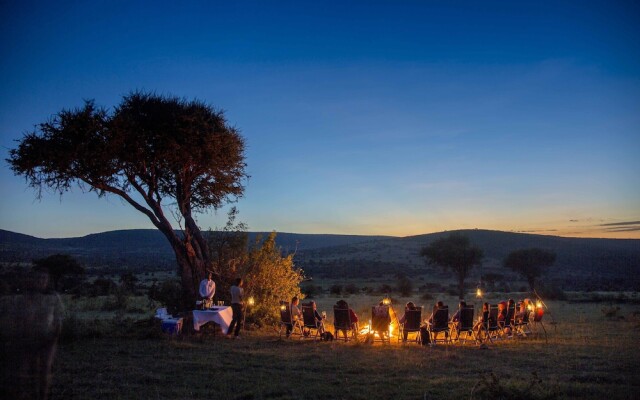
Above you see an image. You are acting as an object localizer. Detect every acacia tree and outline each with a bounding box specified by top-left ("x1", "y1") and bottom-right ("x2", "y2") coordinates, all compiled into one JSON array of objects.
[
  {"x1": 420, "y1": 233, "x2": 483, "y2": 299},
  {"x1": 503, "y1": 248, "x2": 556, "y2": 292},
  {"x1": 8, "y1": 92, "x2": 247, "y2": 306}
]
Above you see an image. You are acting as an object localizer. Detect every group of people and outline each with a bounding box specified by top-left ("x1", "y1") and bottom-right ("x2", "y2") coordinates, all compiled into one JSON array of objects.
[
  {"x1": 428, "y1": 297, "x2": 536, "y2": 338},
  {"x1": 198, "y1": 272, "x2": 244, "y2": 339}
]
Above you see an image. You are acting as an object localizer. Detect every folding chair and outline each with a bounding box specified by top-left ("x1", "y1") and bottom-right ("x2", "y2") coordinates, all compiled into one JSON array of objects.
[
  {"x1": 477, "y1": 305, "x2": 500, "y2": 343},
  {"x1": 301, "y1": 303, "x2": 323, "y2": 340},
  {"x1": 513, "y1": 302, "x2": 532, "y2": 337},
  {"x1": 398, "y1": 307, "x2": 422, "y2": 344},
  {"x1": 429, "y1": 307, "x2": 451, "y2": 345},
  {"x1": 453, "y1": 305, "x2": 477, "y2": 344},
  {"x1": 371, "y1": 305, "x2": 392, "y2": 343},
  {"x1": 278, "y1": 301, "x2": 302, "y2": 339},
  {"x1": 500, "y1": 303, "x2": 516, "y2": 338},
  {"x1": 333, "y1": 305, "x2": 356, "y2": 341}
]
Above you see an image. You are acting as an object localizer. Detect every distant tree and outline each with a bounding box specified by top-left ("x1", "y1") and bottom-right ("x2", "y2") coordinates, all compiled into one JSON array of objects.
[
  {"x1": 420, "y1": 233, "x2": 483, "y2": 299},
  {"x1": 397, "y1": 276, "x2": 413, "y2": 297},
  {"x1": 329, "y1": 284, "x2": 343, "y2": 295},
  {"x1": 207, "y1": 207, "x2": 249, "y2": 303},
  {"x1": 119, "y1": 272, "x2": 139, "y2": 294},
  {"x1": 344, "y1": 283, "x2": 359, "y2": 295},
  {"x1": 503, "y1": 248, "x2": 556, "y2": 292},
  {"x1": 32, "y1": 254, "x2": 85, "y2": 291},
  {"x1": 481, "y1": 273, "x2": 504, "y2": 290},
  {"x1": 8, "y1": 92, "x2": 248, "y2": 307}
]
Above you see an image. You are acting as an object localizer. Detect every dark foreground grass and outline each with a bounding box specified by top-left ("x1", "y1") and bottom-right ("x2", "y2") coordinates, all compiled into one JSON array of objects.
[{"x1": 50, "y1": 302, "x2": 640, "y2": 400}]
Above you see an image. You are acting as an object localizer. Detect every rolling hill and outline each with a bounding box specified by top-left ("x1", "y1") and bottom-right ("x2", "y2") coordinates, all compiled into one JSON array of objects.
[{"x1": 1, "y1": 228, "x2": 639, "y2": 290}]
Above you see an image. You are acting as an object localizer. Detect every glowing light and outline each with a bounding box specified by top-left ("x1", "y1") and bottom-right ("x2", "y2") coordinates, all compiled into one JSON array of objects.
[
  {"x1": 382, "y1": 297, "x2": 391, "y2": 305},
  {"x1": 536, "y1": 301, "x2": 542, "y2": 309},
  {"x1": 280, "y1": 304, "x2": 286, "y2": 311},
  {"x1": 247, "y1": 297, "x2": 255, "y2": 306},
  {"x1": 476, "y1": 288, "x2": 483, "y2": 298},
  {"x1": 527, "y1": 304, "x2": 534, "y2": 311}
]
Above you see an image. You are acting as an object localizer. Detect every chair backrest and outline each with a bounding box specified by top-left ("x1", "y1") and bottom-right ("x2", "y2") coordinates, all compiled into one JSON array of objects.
[
  {"x1": 301, "y1": 303, "x2": 317, "y2": 328},
  {"x1": 279, "y1": 301, "x2": 292, "y2": 324},
  {"x1": 505, "y1": 304, "x2": 516, "y2": 325},
  {"x1": 488, "y1": 305, "x2": 499, "y2": 329},
  {"x1": 533, "y1": 307, "x2": 544, "y2": 322},
  {"x1": 333, "y1": 306, "x2": 352, "y2": 330},
  {"x1": 372, "y1": 305, "x2": 391, "y2": 331},
  {"x1": 432, "y1": 307, "x2": 449, "y2": 330},
  {"x1": 403, "y1": 307, "x2": 422, "y2": 331},
  {"x1": 459, "y1": 305, "x2": 475, "y2": 331}
]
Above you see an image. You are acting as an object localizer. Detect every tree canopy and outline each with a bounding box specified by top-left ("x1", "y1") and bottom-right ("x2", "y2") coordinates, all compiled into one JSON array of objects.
[
  {"x1": 420, "y1": 233, "x2": 483, "y2": 299},
  {"x1": 9, "y1": 92, "x2": 248, "y2": 305},
  {"x1": 503, "y1": 248, "x2": 556, "y2": 292}
]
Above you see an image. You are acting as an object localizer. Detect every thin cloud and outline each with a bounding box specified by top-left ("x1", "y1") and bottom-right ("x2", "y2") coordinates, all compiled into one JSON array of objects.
[
  {"x1": 604, "y1": 227, "x2": 640, "y2": 232},
  {"x1": 599, "y1": 221, "x2": 640, "y2": 227}
]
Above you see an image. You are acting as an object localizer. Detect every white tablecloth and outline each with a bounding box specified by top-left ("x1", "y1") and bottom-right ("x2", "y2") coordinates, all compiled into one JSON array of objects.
[{"x1": 193, "y1": 306, "x2": 233, "y2": 334}]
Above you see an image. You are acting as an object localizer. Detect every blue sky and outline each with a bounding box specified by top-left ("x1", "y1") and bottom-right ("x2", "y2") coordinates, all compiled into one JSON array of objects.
[{"x1": 1, "y1": 1, "x2": 639, "y2": 238}]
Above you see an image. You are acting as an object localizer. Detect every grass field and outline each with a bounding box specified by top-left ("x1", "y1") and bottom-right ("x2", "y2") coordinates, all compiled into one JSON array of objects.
[{"x1": 46, "y1": 295, "x2": 640, "y2": 400}]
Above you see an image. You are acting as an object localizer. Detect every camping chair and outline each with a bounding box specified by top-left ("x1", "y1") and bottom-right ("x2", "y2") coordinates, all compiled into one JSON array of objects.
[
  {"x1": 531, "y1": 307, "x2": 548, "y2": 342},
  {"x1": 371, "y1": 305, "x2": 392, "y2": 343},
  {"x1": 429, "y1": 307, "x2": 451, "y2": 345},
  {"x1": 500, "y1": 303, "x2": 516, "y2": 338},
  {"x1": 477, "y1": 305, "x2": 500, "y2": 343},
  {"x1": 333, "y1": 305, "x2": 357, "y2": 342},
  {"x1": 513, "y1": 302, "x2": 532, "y2": 337},
  {"x1": 278, "y1": 301, "x2": 302, "y2": 339},
  {"x1": 453, "y1": 305, "x2": 477, "y2": 344},
  {"x1": 301, "y1": 303, "x2": 323, "y2": 340},
  {"x1": 398, "y1": 307, "x2": 422, "y2": 344}
]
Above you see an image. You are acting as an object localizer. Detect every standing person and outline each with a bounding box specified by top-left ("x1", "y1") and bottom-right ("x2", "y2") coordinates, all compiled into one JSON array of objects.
[
  {"x1": 227, "y1": 278, "x2": 244, "y2": 339},
  {"x1": 198, "y1": 272, "x2": 216, "y2": 308}
]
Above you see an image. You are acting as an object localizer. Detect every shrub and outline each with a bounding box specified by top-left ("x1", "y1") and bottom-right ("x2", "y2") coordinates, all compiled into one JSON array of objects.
[
  {"x1": 301, "y1": 284, "x2": 323, "y2": 298},
  {"x1": 148, "y1": 279, "x2": 184, "y2": 315},
  {"x1": 344, "y1": 283, "x2": 359, "y2": 295},
  {"x1": 329, "y1": 284, "x2": 343, "y2": 295},
  {"x1": 397, "y1": 277, "x2": 413, "y2": 297},
  {"x1": 421, "y1": 292, "x2": 434, "y2": 301},
  {"x1": 241, "y1": 232, "x2": 303, "y2": 327},
  {"x1": 536, "y1": 282, "x2": 567, "y2": 301}
]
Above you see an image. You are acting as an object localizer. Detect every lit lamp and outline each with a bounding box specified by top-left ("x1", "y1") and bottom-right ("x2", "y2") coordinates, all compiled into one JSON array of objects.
[
  {"x1": 280, "y1": 304, "x2": 287, "y2": 311},
  {"x1": 247, "y1": 297, "x2": 255, "y2": 306},
  {"x1": 476, "y1": 287, "x2": 483, "y2": 298},
  {"x1": 382, "y1": 296, "x2": 391, "y2": 306},
  {"x1": 536, "y1": 300, "x2": 542, "y2": 309},
  {"x1": 527, "y1": 303, "x2": 534, "y2": 312}
]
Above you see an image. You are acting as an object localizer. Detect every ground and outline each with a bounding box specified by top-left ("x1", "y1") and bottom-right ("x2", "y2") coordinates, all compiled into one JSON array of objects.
[{"x1": 46, "y1": 296, "x2": 640, "y2": 400}]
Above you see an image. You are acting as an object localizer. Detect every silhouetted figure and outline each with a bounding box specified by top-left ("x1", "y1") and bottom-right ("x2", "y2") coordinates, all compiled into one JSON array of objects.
[{"x1": 0, "y1": 270, "x2": 63, "y2": 400}]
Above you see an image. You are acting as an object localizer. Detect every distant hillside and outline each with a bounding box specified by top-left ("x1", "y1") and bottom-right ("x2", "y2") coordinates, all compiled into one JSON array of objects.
[
  {"x1": 0, "y1": 229, "x2": 390, "y2": 272},
  {"x1": 2, "y1": 228, "x2": 639, "y2": 290},
  {"x1": 296, "y1": 229, "x2": 640, "y2": 290}
]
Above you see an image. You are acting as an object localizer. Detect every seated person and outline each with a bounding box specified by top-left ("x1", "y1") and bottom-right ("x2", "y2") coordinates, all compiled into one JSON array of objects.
[
  {"x1": 427, "y1": 301, "x2": 445, "y2": 327},
  {"x1": 515, "y1": 301, "x2": 528, "y2": 323},
  {"x1": 450, "y1": 300, "x2": 467, "y2": 330},
  {"x1": 309, "y1": 301, "x2": 325, "y2": 333},
  {"x1": 285, "y1": 296, "x2": 302, "y2": 337},
  {"x1": 335, "y1": 300, "x2": 359, "y2": 338},
  {"x1": 497, "y1": 301, "x2": 507, "y2": 324},
  {"x1": 473, "y1": 302, "x2": 491, "y2": 333},
  {"x1": 373, "y1": 301, "x2": 392, "y2": 340},
  {"x1": 399, "y1": 301, "x2": 417, "y2": 342}
]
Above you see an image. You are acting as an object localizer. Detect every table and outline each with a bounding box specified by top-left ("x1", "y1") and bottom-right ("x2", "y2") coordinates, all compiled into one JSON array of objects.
[{"x1": 193, "y1": 306, "x2": 233, "y2": 334}]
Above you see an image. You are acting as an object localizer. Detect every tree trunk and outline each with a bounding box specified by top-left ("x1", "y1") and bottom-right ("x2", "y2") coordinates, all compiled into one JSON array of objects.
[{"x1": 528, "y1": 277, "x2": 536, "y2": 294}]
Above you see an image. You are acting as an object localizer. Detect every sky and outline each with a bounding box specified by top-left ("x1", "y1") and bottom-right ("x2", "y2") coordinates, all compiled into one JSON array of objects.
[{"x1": 0, "y1": 1, "x2": 639, "y2": 239}]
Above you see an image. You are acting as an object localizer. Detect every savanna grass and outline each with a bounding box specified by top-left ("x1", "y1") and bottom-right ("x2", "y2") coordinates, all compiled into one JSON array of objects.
[{"x1": 49, "y1": 298, "x2": 640, "y2": 399}]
